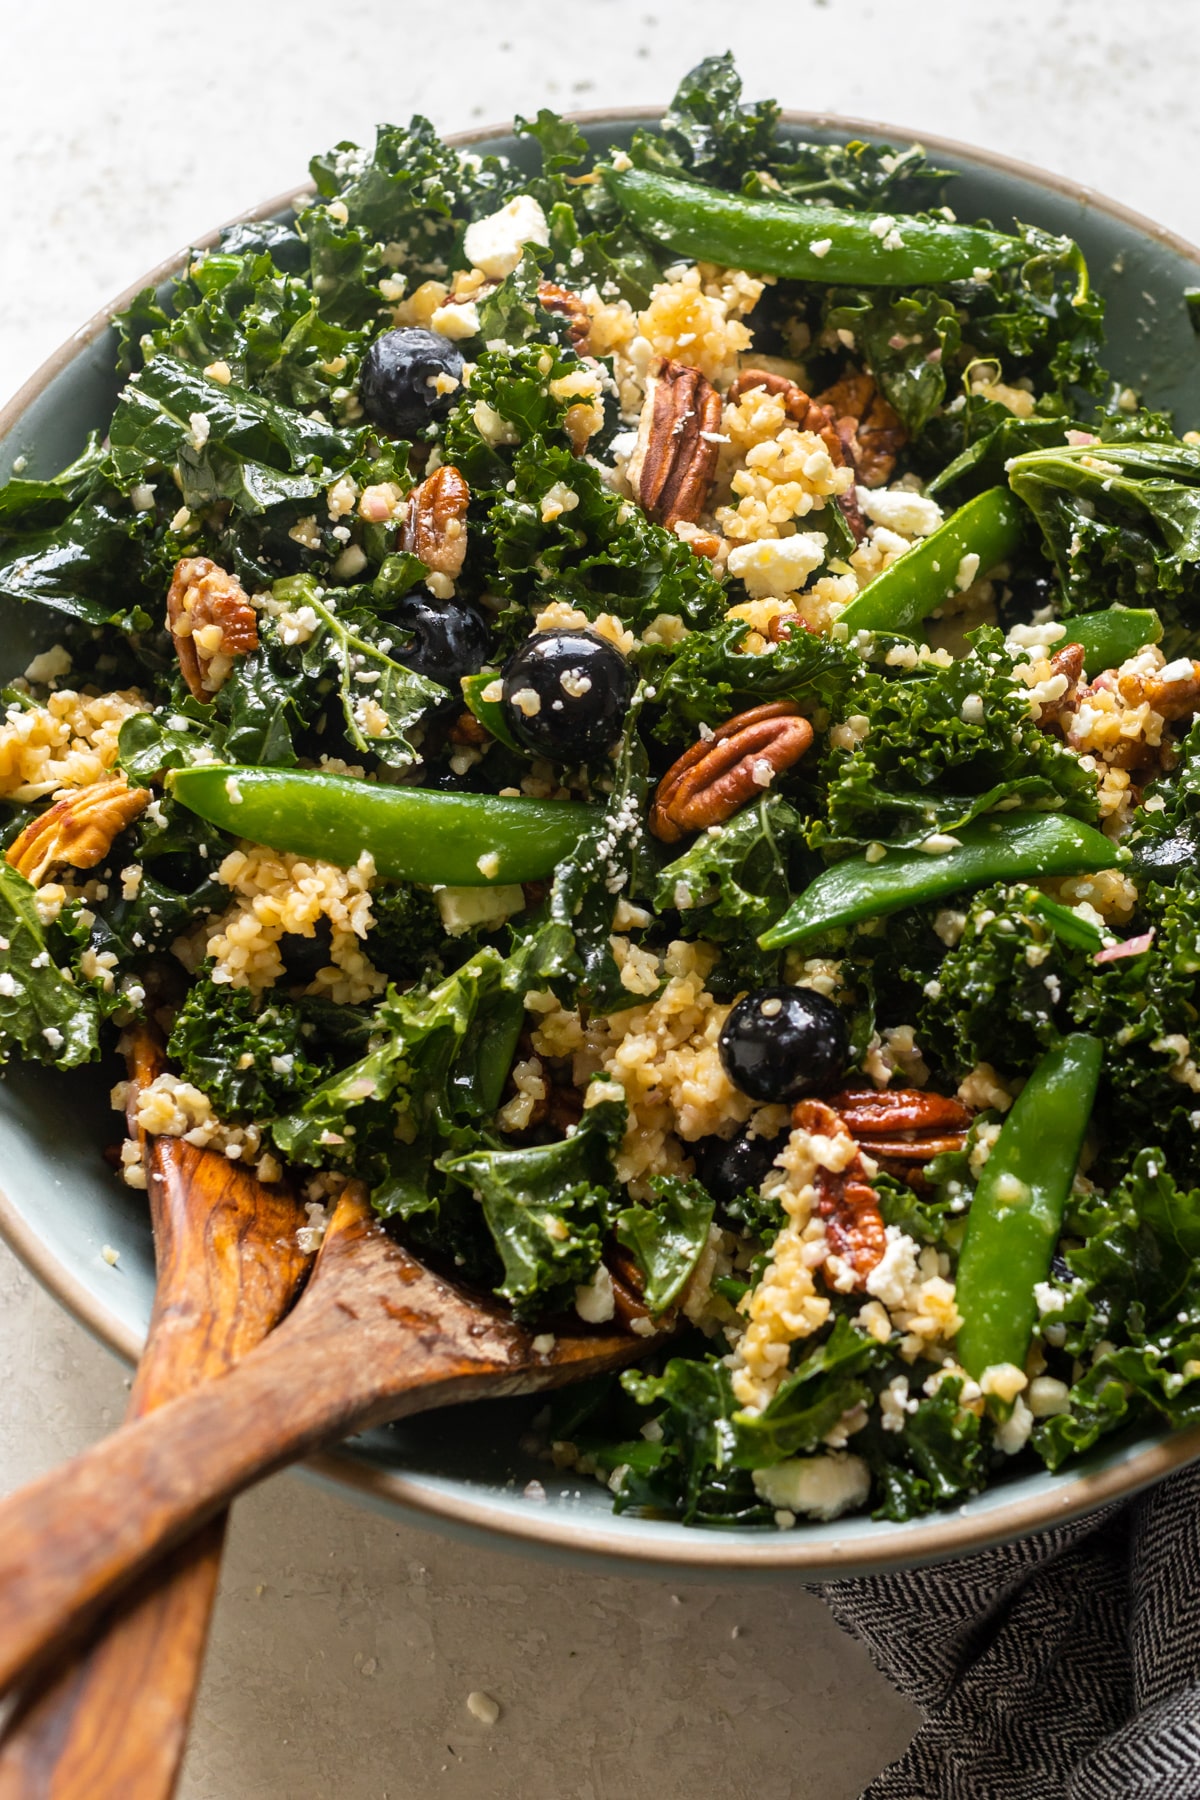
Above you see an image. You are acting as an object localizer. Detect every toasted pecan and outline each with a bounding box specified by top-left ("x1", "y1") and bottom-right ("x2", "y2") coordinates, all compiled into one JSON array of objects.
[
  {"x1": 825, "y1": 1086, "x2": 970, "y2": 1188},
  {"x1": 793, "y1": 1098, "x2": 887, "y2": 1288},
  {"x1": 816, "y1": 369, "x2": 907, "y2": 489},
  {"x1": 826, "y1": 1088, "x2": 972, "y2": 1137},
  {"x1": 649, "y1": 701, "x2": 814, "y2": 843},
  {"x1": 537, "y1": 279, "x2": 591, "y2": 350},
  {"x1": 1118, "y1": 656, "x2": 1200, "y2": 722},
  {"x1": 7, "y1": 779, "x2": 150, "y2": 886},
  {"x1": 166, "y1": 557, "x2": 259, "y2": 701},
  {"x1": 627, "y1": 359, "x2": 723, "y2": 531},
  {"x1": 402, "y1": 463, "x2": 470, "y2": 581},
  {"x1": 1037, "y1": 641, "x2": 1086, "y2": 726},
  {"x1": 766, "y1": 611, "x2": 818, "y2": 645}
]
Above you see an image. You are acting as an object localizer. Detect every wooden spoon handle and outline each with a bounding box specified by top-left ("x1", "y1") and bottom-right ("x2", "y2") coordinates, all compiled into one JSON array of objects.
[
  {"x1": 0, "y1": 1186, "x2": 637, "y2": 1700},
  {"x1": 0, "y1": 1524, "x2": 225, "y2": 1800},
  {"x1": 0, "y1": 1116, "x2": 311, "y2": 1797}
]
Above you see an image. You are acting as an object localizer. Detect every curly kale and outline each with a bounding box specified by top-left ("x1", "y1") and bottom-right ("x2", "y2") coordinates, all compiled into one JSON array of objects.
[
  {"x1": 1032, "y1": 1150, "x2": 1200, "y2": 1469},
  {"x1": 629, "y1": 54, "x2": 952, "y2": 212},
  {"x1": 816, "y1": 628, "x2": 1099, "y2": 850},
  {"x1": 646, "y1": 617, "x2": 856, "y2": 746},
  {"x1": 1069, "y1": 873, "x2": 1200, "y2": 1183},
  {"x1": 917, "y1": 882, "x2": 1094, "y2": 1078},
  {"x1": 167, "y1": 978, "x2": 326, "y2": 1120},
  {"x1": 365, "y1": 882, "x2": 447, "y2": 983},
  {"x1": 1009, "y1": 440, "x2": 1200, "y2": 645}
]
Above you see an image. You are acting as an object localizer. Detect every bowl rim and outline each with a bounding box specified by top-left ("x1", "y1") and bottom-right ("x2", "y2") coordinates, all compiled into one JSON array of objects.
[{"x1": 4, "y1": 105, "x2": 1200, "y2": 1575}]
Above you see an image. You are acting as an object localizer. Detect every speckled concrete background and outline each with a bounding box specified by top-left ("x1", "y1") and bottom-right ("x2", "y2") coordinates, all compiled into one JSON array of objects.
[{"x1": 1, "y1": 2, "x2": 1196, "y2": 1793}]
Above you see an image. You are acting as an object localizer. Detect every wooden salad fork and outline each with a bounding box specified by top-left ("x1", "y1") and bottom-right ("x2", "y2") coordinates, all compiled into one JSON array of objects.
[
  {"x1": 0, "y1": 1178, "x2": 649, "y2": 1705},
  {"x1": 0, "y1": 1027, "x2": 312, "y2": 1798}
]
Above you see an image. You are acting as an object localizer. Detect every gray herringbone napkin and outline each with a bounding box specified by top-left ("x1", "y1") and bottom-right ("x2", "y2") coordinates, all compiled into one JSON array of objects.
[{"x1": 819, "y1": 1464, "x2": 1200, "y2": 1798}]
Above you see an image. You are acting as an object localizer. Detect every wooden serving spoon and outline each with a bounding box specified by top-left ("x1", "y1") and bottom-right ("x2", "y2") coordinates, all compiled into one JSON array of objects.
[
  {"x1": 0, "y1": 1179, "x2": 651, "y2": 1700},
  {"x1": 0, "y1": 1027, "x2": 312, "y2": 1798}
]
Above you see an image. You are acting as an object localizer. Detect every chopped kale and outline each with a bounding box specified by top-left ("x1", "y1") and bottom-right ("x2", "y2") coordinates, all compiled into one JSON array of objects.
[{"x1": 167, "y1": 977, "x2": 325, "y2": 1119}]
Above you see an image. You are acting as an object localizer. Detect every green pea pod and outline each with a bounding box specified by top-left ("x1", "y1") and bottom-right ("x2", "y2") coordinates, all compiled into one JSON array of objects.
[
  {"x1": 1060, "y1": 606, "x2": 1161, "y2": 677},
  {"x1": 603, "y1": 168, "x2": 1028, "y2": 286},
  {"x1": 836, "y1": 488, "x2": 1024, "y2": 637},
  {"x1": 1019, "y1": 888, "x2": 1105, "y2": 954},
  {"x1": 169, "y1": 766, "x2": 596, "y2": 886},
  {"x1": 758, "y1": 810, "x2": 1117, "y2": 950},
  {"x1": 955, "y1": 1034, "x2": 1102, "y2": 1388}
]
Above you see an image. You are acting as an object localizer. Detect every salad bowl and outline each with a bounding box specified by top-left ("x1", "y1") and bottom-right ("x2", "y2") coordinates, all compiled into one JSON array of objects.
[{"x1": 2, "y1": 103, "x2": 1200, "y2": 1581}]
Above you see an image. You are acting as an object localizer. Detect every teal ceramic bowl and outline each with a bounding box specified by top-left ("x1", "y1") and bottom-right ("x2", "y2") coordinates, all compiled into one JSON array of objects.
[{"x1": 3, "y1": 111, "x2": 1200, "y2": 1580}]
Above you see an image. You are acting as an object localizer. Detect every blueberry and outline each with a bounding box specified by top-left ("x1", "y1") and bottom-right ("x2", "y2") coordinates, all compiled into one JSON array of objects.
[
  {"x1": 393, "y1": 594, "x2": 491, "y2": 692},
  {"x1": 718, "y1": 986, "x2": 849, "y2": 1104},
  {"x1": 359, "y1": 328, "x2": 464, "y2": 438},
  {"x1": 218, "y1": 219, "x2": 308, "y2": 274},
  {"x1": 277, "y1": 918, "x2": 334, "y2": 983},
  {"x1": 694, "y1": 1127, "x2": 791, "y2": 1207},
  {"x1": 500, "y1": 629, "x2": 633, "y2": 760}
]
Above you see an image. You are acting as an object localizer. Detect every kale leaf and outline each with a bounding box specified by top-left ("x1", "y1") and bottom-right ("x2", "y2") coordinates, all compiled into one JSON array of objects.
[
  {"x1": 824, "y1": 289, "x2": 962, "y2": 437},
  {"x1": 816, "y1": 627, "x2": 1098, "y2": 850},
  {"x1": 0, "y1": 865, "x2": 101, "y2": 1069},
  {"x1": 1033, "y1": 1150, "x2": 1200, "y2": 1468},
  {"x1": 274, "y1": 574, "x2": 444, "y2": 769},
  {"x1": 1008, "y1": 439, "x2": 1200, "y2": 641},
  {"x1": 917, "y1": 881, "x2": 1094, "y2": 1078},
  {"x1": 629, "y1": 54, "x2": 780, "y2": 187},
  {"x1": 167, "y1": 976, "x2": 326, "y2": 1119},
  {"x1": 439, "y1": 1096, "x2": 625, "y2": 1316},
  {"x1": 646, "y1": 617, "x2": 855, "y2": 746},
  {"x1": 614, "y1": 1176, "x2": 715, "y2": 1314}
]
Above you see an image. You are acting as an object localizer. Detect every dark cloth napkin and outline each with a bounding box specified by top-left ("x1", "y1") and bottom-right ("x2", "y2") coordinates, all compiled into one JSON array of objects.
[{"x1": 817, "y1": 1462, "x2": 1200, "y2": 1799}]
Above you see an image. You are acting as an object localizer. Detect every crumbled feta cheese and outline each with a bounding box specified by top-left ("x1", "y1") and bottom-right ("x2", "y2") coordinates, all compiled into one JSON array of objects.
[
  {"x1": 726, "y1": 532, "x2": 827, "y2": 599},
  {"x1": 751, "y1": 1453, "x2": 871, "y2": 1520},
  {"x1": 435, "y1": 884, "x2": 525, "y2": 936},
  {"x1": 575, "y1": 1263, "x2": 616, "y2": 1323},
  {"x1": 463, "y1": 194, "x2": 550, "y2": 279},
  {"x1": 23, "y1": 644, "x2": 72, "y2": 684},
  {"x1": 857, "y1": 486, "x2": 943, "y2": 538}
]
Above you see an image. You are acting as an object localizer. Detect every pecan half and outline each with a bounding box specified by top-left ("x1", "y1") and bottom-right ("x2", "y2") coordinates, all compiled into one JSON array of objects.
[
  {"x1": 766, "y1": 611, "x2": 818, "y2": 645},
  {"x1": 815, "y1": 369, "x2": 907, "y2": 489},
  {"x1": 793, "y1": 1098, "x2": 887, "y2": 1288},
  {"x1": 827, "y1": 1086, "x2": 971, "y2": 1178},
  {"x1": 1118, "y1": 656, "x2": 1200, "y2": 721},
  {"x1": 402, "y1": 463, "x2": 470, "y2": 581},
  {"x1": 167, "y1": 557, "x2": 259, "y2": 701},
  {"x1": 627, "y1": 359, "x2": 723, "y2": 531},
  {"x1": 729, "y1": 369, "x2": 865, "y2": 541},
  {"x1": 7, "y1": 778, "x2": 150, "y2": 886},
  {"x1": 1036, "y1": 641, "x2": 1086, "y2": 727},
  {"x1": 537, "y1": 279, "x2": 591, "y2": 350},
  {"x1": 649, "y1": 702, "x2": 814, "y2": 843}
]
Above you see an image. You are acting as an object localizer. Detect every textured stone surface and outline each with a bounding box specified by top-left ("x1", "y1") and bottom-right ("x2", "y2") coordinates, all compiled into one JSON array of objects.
[{"x1": 1, "y1": 2, "x2": 1194, "y2": 1792}]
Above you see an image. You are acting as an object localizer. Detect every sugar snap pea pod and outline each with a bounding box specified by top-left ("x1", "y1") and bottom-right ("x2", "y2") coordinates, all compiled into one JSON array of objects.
[
  {"x1": 1061, "y1": 606, "x2": 1162, "y2": 677},
  {"x1": 758, "y1": 810, "x2": 1117, "y2": 950},
  {"x1": 836, "y1": 487, "x2": 1024, "y2": 637},
  {"x1": 169, "y1": 766, "x2": 595, "y2": 885},
  {"x1": 603, "y1": 167, "x2": 1028, "y2": 286},
  {"x1": 955, "y1": 1033, "x2": 1102, "y2": 1388}
]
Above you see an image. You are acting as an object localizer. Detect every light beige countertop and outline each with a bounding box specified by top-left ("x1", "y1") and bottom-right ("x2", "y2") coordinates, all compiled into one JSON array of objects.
[{"x1": 2, "y1": 2, "x2": 1197, "y2": 1793}]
